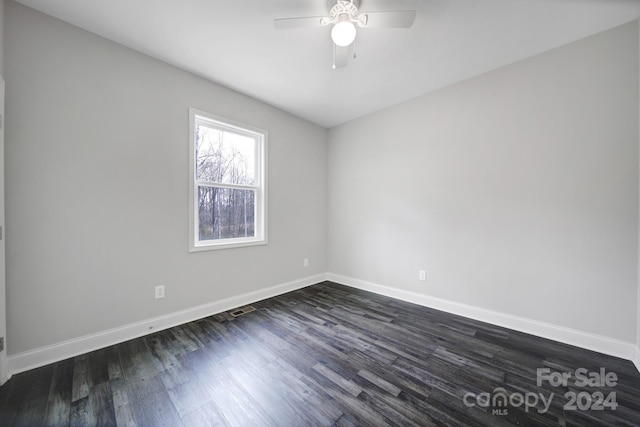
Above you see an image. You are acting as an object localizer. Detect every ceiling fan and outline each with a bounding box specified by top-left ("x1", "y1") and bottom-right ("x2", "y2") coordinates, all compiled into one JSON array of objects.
[{"x1": 274, "y1": 0, "x2": 417, "y2": 69}]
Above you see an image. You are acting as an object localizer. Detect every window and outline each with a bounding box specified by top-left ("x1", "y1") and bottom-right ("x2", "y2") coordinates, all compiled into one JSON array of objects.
[{"x1": 189, "y1": 108, "x2": 267, "y2": 251}]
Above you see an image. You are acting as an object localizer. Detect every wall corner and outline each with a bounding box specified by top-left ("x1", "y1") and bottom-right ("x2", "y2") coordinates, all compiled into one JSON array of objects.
[{"x1": 636, "y1": 18, "x2": 640, "y2": 357}]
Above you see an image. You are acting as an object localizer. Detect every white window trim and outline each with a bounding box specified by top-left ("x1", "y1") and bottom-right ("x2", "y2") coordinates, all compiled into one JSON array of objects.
[{"x1": 188, "y1": 108, "x2": 267, "y2": 252}]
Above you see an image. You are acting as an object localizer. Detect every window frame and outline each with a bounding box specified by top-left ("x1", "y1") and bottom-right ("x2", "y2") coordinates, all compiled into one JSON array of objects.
[{"x1": 188, "y1": 108, "x2": 267, "y2": 252}]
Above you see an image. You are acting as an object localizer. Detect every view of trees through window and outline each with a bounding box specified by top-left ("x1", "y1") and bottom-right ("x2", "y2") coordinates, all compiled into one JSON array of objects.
[{"x1": 195, "y1": 123, "x2": 257, "y2": 241}]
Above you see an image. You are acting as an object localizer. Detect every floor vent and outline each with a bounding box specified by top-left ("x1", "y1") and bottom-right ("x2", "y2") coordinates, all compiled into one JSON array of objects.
[{"x1": 228, "y1": 306, "x2": 256, "y2": 318}]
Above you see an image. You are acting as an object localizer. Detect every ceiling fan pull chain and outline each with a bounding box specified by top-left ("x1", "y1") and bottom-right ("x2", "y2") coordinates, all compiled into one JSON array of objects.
[{"x1": 332, "y1": 43, "x2": 337, "y2": 69}]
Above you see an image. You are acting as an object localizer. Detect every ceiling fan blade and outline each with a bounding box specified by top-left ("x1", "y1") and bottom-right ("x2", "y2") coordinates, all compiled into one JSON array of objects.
[
  {"x1": 360, "y1": 10, "x2": 416, "y2": 28},
  {"x1": 333, "y1": 44, "x2": 352, "y2": 69},
  {"x1": 273, "y1": 17, "x2": 323, "y2": 30}
]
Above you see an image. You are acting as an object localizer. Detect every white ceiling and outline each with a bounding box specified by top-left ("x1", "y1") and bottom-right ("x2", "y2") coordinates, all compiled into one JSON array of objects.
[{"x1": 12, "y1": 0, "x2": 640, "y2": 128}]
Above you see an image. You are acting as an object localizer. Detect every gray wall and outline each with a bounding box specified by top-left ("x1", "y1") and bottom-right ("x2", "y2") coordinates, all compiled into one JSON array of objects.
[
  {"x1": 4, "y1": 1, "x2": 640, "y2": 356},
  {"x1": 0, "y1": 0, "x2": 5, "y2": 381},
  {"x1": 0, "y1": 0, "x2": 3, "y2": 75},
  {"x1": 328, "y1": 22, "x2": 639, "y2": 342},
  {"x1": 5, "y1": 2, "x2": 328, "y2": 355}
]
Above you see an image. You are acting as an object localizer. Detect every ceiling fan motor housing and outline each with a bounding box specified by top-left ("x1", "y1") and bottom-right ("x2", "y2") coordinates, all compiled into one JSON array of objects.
[{"x1": 328, "y1": 0, "x2": 360, "y2": 20}]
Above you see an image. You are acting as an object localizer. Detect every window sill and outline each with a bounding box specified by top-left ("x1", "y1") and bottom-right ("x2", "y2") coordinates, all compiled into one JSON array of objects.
[{"x1": 189, "y1": 238, "x2": 268, "y2": 252}]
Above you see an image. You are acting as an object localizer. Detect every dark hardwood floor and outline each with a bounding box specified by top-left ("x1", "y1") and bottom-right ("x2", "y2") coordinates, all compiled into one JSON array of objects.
[{"x1": 1, "y1": 281, "x2": 639, "y2": 426}]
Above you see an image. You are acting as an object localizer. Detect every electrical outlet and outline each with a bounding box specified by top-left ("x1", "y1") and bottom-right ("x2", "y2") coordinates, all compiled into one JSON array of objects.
[
  {"x1": 419, "y1": 270, "x2": 426, "y2": 281},
  {"x1": 303, "y1": 258, "x2": 309, "y2": 267},
  {"x1": 155, "y1": 285, "x2": 165, "y2": 299}
]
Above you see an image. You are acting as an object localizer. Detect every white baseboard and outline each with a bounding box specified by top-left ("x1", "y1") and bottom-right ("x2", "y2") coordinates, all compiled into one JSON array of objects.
[
  {"x1": 8, "y1": 272, "x2": 639, "y2": 376},
  {"x1": 8, "y1": 274, "x2": 326, "y2": 375},
  {"x1": 327, "y1": 273, "x2": 637, "y2": 363}
]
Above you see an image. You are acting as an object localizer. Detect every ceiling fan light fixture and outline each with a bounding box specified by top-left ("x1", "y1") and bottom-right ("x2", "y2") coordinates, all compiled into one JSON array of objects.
[{"x1": 331, "y1": 20, "x2": 357, "y2": 47}]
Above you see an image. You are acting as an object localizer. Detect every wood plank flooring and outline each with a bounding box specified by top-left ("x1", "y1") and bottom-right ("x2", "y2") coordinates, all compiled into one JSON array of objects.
[{"x1": 0, "y1": 281, "x2": 639, "y2": 426}]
